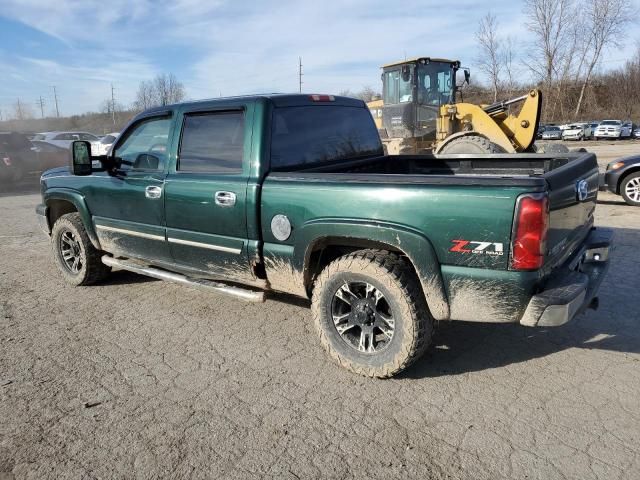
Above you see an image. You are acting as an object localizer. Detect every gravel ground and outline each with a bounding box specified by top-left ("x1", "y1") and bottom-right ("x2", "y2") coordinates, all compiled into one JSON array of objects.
[{"x1": 1, "y1": 144, "x2": 639, "y2": 479}]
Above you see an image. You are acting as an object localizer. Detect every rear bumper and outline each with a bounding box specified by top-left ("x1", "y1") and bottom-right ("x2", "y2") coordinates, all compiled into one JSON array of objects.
[{"x1": 520, "y1": 227, "x2": 613, "y2": 327}]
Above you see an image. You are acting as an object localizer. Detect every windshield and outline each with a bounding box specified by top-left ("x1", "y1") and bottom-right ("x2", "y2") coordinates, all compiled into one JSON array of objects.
[
  {"x1": 270, "y1": 106, "x2": 383, "y2": 170},
  {"x1": 601, "y1": 120, "x2": 621, "y2": 126},
  {"x1": 101, "y1": 135, "x2": 116, "y2": 144},
  {"x1": 417, "y1": 62, "x2": 454, "y2": 106},
  {"x1": 546, "y1": 127, "x2": 560, "y2": 131}
]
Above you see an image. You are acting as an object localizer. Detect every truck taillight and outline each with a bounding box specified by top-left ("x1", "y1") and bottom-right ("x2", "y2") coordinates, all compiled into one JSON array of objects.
[
  {"x1": 510, "y1": 193, "x2": 549, "y2": 271},
  {"x1": 309, "y1": 94, "x2": 335, "y2": 102},
  {"x1": 2, "y1": 157, "x2": 10, "y2": 166}
]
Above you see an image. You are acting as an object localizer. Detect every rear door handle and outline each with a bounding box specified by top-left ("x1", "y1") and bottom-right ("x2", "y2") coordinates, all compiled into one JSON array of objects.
[
  {"x1": 145, "y1": 186, "x2": 162, "y2": 199},
  {"x1": 215, "y1": 191, "x2": 236, "y2": 207}
]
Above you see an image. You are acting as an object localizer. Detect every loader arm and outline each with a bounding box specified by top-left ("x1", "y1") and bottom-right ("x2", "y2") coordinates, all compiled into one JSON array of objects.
[{"x1": 438, "y1": 89, "x2": 542, "y2": 153}]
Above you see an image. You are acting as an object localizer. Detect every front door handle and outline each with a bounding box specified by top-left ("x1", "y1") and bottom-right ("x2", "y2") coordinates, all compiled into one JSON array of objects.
[
  {"x1": 215, "y1": 191, "x2": 236, "y2": 207},
  {"x1": 145, "y1": 186, "x2": 162, "y2": 199}
]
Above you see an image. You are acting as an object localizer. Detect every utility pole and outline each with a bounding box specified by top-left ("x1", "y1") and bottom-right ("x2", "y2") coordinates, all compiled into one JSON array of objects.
[
  {"x1": 36, "y1": 96, "x2": 45, "y2": 118},
  {"x1": 110, "y1": 83, "x2": 116, "y2": 125},
  {"x1": 298, "y1": 56, "x2": 303, "y2": 93},
  {"x1": 52, "y1": 86, "x2": 60, "y2": 117}
]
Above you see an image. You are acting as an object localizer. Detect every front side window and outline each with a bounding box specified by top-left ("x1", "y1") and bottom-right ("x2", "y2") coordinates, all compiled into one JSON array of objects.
[
  {"x1": 178, "y1": 111, "x2": 244, "y2": 174},
  {"x1": 114, "y1": 117, "x2": 172, "y2": 171},
  {"x1": 383, "y1": 70, "x2": 399, "y2": 104},
  {"x1": 417, "y1": 63, "x2": 454, "y2": 106}
]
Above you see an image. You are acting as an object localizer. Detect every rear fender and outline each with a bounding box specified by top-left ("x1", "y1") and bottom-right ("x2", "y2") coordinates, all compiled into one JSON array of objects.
[
  {"x1": 44, "y1": 188, "x2": 100, "y2": 249},
  {"x1": 295, "y1": 219, "x2": 450, "y2": 320}
]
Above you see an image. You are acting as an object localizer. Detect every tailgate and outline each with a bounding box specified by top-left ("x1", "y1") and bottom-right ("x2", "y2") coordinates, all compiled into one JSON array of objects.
[{"x1": 544, "y1": 152, "x2": 599, "y2": 270}]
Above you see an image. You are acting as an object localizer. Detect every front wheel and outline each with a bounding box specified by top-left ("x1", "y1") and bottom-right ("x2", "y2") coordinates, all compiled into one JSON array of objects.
[
  {"x1": 311, "y1": 250, "x2": 433, "y2": 378},
  {"x1": 621, "y1": 172, "x2": 640, "y2": 206},
  {"x1": 51, "y1": 213, "x2": 111, "y2": 285}
]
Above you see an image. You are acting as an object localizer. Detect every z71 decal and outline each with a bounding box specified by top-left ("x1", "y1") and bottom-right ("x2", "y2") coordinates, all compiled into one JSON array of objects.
[{"x1": 449, "y1": 240, "x2": 504, "y2": 256}]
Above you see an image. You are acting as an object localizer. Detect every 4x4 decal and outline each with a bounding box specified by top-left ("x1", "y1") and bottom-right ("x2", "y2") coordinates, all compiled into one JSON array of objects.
[{"x1": 450, "y1": 240, "x2": 504, "y2": 256}]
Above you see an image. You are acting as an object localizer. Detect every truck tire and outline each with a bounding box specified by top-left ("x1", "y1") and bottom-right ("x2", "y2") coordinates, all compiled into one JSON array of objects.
[
  {"x1": 311, "y1": 249, "x2": 433, "y2": 378},
  {"x1": 438, "y1": 135, "x2": 504, "y2": 154},
  {"x1": 51, "y1": 213, "x2": 111, "y2": 286},
  {"x1": 620, "y1": 172, "x2": 640, "y2": 206}
]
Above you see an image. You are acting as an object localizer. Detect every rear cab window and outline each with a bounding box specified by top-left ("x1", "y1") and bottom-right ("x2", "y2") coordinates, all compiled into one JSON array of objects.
[{"x1": 270, "y1": 105, "x2": 383, "y2": 171}]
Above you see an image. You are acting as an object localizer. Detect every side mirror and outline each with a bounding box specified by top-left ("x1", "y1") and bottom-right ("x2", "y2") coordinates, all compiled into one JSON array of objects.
[
  {"x1": 70, "y1": 140, "x2": 93, "y2": 176},
  {"x1": 464, "y1": 69, "x2": 470, "y2": 85},
  {"x1": 401, "y1": 64, "x2": 411, "y2": 82}
]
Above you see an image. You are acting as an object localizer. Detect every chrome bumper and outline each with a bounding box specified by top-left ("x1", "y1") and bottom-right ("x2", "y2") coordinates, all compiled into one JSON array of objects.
[{"x1": 520, "y1": 228, "x2": 613, "y2": 327}]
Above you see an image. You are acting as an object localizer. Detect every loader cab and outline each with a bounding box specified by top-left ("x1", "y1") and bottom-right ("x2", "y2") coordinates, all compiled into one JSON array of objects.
[{"x1": 380, "y1": 58, "x2": 462, "y2": 140}]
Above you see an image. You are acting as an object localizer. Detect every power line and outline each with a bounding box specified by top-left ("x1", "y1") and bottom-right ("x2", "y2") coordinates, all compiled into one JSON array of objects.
[
  {"x1": 52, "y1": 86, "x2": 60, "y2": 118},
  {"x1": 298, "y1": 56, "x2": 303, "y2": 93}
]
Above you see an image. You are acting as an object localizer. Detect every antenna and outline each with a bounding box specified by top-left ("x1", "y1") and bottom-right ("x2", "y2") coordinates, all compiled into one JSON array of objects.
[{"x1": 298, "y1": 56, "x2": 303, "y2": 93}]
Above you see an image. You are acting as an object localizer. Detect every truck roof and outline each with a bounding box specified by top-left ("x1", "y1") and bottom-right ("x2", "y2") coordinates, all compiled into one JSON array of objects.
[{"x1": 146, "y1": 93, "x2": 366, "y2": 113}]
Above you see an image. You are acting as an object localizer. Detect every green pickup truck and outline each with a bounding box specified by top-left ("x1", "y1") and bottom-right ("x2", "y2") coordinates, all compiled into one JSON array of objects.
[{"x1": 36, "y1": 94, "x2": 612, "y2": 378}]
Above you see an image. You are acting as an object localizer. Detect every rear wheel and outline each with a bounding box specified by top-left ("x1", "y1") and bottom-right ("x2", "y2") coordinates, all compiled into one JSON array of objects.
[
  {"x1": 620, "y1": 172, "x2": 640, "y2": 206},
  {"x1": 311, "y1": 249, "x2": 433, "y2": 378},
  {"x1": 438, "y1": 135, "x2": 504, "y2": 154},
  {"x1": 51, "y1": 213, "x2": 111, "y2": 285}
]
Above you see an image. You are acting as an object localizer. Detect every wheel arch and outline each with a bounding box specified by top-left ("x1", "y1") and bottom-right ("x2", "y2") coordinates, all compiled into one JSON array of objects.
[
  {"x1": 44, "y1": 189, "x2": 100, "y2": 249},
  {"x1": 296, "y1": 221, "x2": 450, "y2": 320},
  {"x1": 616, "y1": 166, "x2": 640, "y2": 194}
]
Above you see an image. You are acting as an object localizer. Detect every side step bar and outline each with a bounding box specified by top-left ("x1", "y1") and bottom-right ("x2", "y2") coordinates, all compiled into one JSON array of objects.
[{"x1": 101, "y1": 255, "x2": 266, "y2": 303}]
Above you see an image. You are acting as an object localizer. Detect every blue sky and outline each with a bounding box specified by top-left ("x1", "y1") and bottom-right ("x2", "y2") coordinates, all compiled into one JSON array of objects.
[{"x1": 0, "y1": 0, "x2": 637, "y2": 116}]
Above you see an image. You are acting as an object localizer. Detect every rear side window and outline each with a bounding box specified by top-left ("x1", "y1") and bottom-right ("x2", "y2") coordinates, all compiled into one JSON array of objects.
[
  {"x1": 270, "y1": 106, "x2": 383, "y2": 170},
  {"x1": 178, "y1": 111, "x2": 244, "y2": 174}
]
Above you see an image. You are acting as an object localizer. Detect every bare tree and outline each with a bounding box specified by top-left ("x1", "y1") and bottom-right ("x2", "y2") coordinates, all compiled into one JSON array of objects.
[
  {"x1": 574, "y1": 0, "x2": 633, "y2": 117},
  {"x1": 502, "y1": 36, "x2": 519, "y2": 96},
  {"x1": 134, "y1": 80, "x2": 156, "y2": 111},
  {"x1": 523, "y1": 0, "x2": 574, "y2": 117},
  {"x1": 12, "y1": 99, "x2": 33, "y2": 121},
  {"x1": 133, "y1": 74, "x2": 186, "y2": 110},
  {"x1": 154, "y1": 73, "x2": 186, "y2": 106},
  {"x1": 476, "y1": 13, "x2": 502, "y2": 102}
]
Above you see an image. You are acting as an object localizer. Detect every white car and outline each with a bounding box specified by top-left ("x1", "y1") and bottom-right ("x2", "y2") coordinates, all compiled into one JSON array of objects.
[
  {"x1": 593, "y1": 120, "x2": 632, "y2": 140},
  {"x1": 32, "y1": 131, "x2": 101, "y2": 151},
  {"x1": 562, "y1": 123, "x2": 591, "y2": 141},
  {"x1": 92, "y1": 132, "x2": 120, "y2": 155}
]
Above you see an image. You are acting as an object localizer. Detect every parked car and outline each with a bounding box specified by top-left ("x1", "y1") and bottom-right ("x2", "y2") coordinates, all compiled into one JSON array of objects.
[
  {"x1": 36, "y1": 94, "x2": 612, "y2": 378},
  {"x1": 92, "y1": 132, "x2": 119, "y2": 155},
  {"x1": 594, "y1": 120, "x2": 632, "y2": 140},
  {"x1": 633, "y1": 128, "x2": 640, "y2": 139},
  {"x1": 33, "y1": 131, "x2": 101, "y2": 150},
  {"x1": 0, "y1": 131, "x2": 39, "y2": 181},
  {"x1": 562, "y1": 123, "x2": 591, "y2": 141},
  {"x1": 541, "y1": 126, "x2": 562, "y2": 140},
  {"x1": 604, "y1": 155, "x2": 640, "y2": 206},
  {"x1": 536, "y1": 125, "x2": 546, "y2": 139},
  {"x1": 0, "y1": 152, "x2": 17, "y2": 185},
  {"x1": 588, "y1": 122, "x2": 600, "y2": 139},
  {"x1": 30, "y1": 141, "x2": 69, "y2": 170}
]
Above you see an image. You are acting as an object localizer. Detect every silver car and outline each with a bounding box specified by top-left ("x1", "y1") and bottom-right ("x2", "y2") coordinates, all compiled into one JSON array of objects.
[{"x1": 541, "y1": 126, "x2": 562, "y2": 140}]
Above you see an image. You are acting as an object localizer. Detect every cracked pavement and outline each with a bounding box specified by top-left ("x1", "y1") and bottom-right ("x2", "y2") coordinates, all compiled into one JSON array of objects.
[{"x1": 1, "y1": 163, "x2": 639, "y2": 478}]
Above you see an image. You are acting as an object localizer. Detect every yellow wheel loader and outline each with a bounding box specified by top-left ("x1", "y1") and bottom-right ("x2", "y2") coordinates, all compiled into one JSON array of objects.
[{"x1": 368, "y1": 57, "x2": 544, "y2": 155}]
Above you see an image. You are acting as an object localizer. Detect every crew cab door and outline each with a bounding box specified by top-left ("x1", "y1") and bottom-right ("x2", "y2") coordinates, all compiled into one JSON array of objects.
[
  {"x1": 163, "y1": 106, "x2": 254, "y2": 280},
  {"x1": 87, "y1": 113, "x2": 174, "y2": 263}
]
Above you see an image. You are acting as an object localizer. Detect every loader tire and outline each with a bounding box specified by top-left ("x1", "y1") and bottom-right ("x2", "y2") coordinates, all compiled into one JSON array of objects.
[{"x1": 438, "y1": 135, "x2": 504, "y2": 154}]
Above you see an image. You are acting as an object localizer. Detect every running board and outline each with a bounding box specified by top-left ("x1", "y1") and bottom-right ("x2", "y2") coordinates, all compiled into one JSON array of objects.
[{"x1": 101, "y1": 255, "x2": 265, "y2": 302}]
